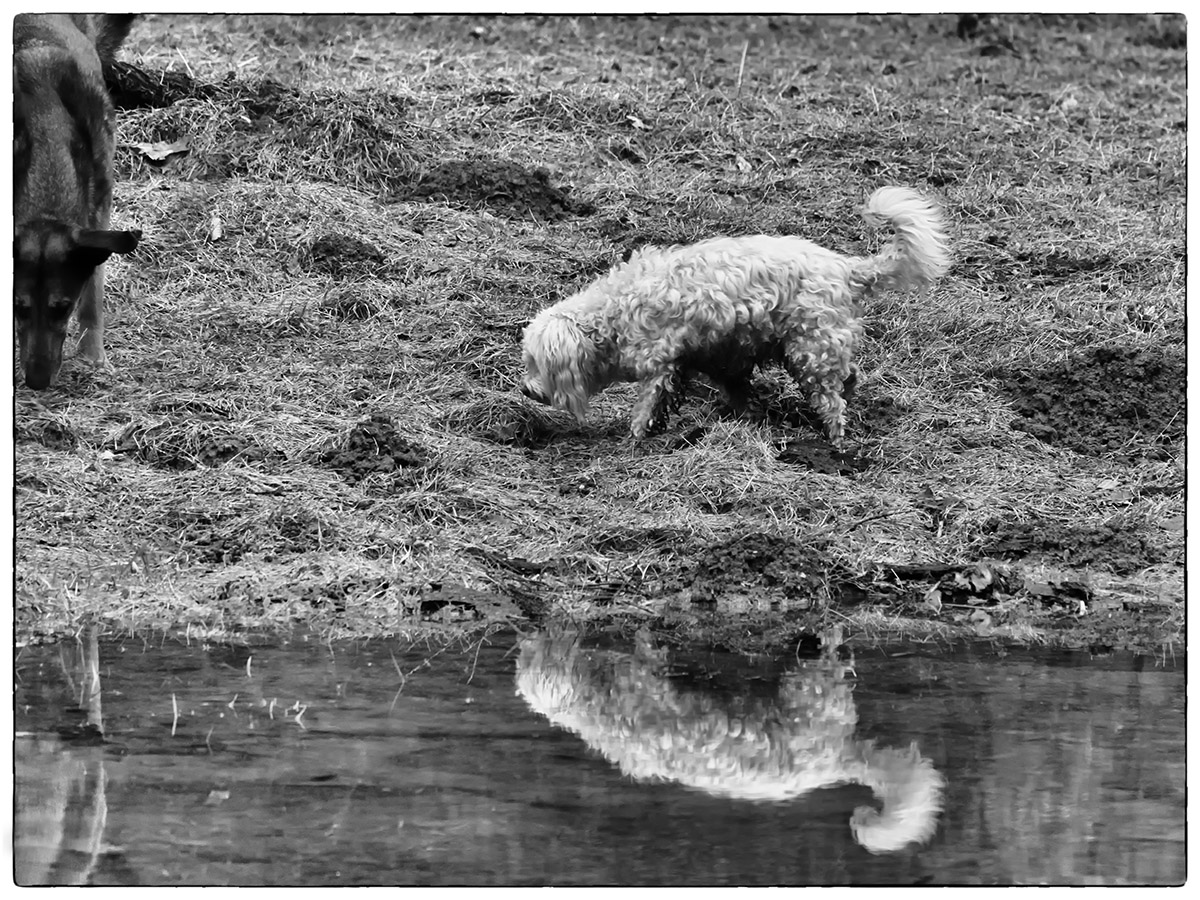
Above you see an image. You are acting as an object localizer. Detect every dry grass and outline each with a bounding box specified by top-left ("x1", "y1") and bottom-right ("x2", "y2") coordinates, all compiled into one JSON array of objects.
[{"x1": 12, "y1": 14, "x2": 1185, "y2": 651}]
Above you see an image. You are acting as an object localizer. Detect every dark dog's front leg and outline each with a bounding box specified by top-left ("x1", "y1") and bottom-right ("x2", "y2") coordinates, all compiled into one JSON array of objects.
[{"x1": 75, "y1": 266, "x2": 109, "y2": 368}]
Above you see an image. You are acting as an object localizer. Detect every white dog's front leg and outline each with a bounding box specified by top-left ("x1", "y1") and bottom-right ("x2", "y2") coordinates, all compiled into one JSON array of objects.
[
  {"x1": 784, "y1": 344, "x2": 853, "y2": 448},
  {"x1": 629, "y1": 368, "x2": 683, "y2": 440}
]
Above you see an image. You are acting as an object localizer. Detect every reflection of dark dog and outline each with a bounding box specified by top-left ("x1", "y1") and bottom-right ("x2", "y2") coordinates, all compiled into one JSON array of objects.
[{"x1": 13, "y1": 14, "x2": 141, "y2": 390}]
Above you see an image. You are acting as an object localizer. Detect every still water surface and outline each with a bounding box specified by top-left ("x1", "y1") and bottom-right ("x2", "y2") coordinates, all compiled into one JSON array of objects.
[{"x1": 14, "y1": 629, "x2": 1184, "y2": 886}]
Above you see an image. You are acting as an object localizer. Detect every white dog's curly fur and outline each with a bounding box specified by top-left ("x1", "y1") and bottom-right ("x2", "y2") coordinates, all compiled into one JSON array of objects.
[{"x1": 521, "y1": 186, "x2": 950, "y2": 445}]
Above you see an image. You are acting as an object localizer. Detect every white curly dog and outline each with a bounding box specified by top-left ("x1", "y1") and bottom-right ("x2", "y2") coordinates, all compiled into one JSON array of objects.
[{"x1": 521, "y1": 186, "x2": 949, "y2": 445}]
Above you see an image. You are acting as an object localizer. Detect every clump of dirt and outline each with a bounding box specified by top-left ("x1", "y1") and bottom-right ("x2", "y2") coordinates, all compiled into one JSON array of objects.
[
  {"x1": 318, "y1": 414, "x2": 428, "y2": 484},
  {"x1": 588, "y1": 525, "x2": 691, "y2": 554},
  {"x1": 172, "y1": 506, "x2": 334, "y2": 566},
  {"x1": 417, "y1": 585, "x2": 520, "y2": 624},
  {"x1": 1130, "y1": 14, "x2": 1185, "y2": 49},
  {"x1": 215, "y1": 572, "x2": 395, "y2": 616},
  {"x1": 682, "y1": 533, "x2": 831, "y2": 610},
  {"x1": 401, "y1": 158, "x2": 595, "y2": 221},
  {"x1": 472, "y1": 87, "x2": 516, "y2": 106},
  {"x1": 991, "y1": 345, "x2": 1184, "y2": 460},
  {"x1": 105, "y1": 64, "x2": 322, "y2": 119},
  {"x1": 853, "y1": 394, "x2": 911, "y2": 434},
  {"x1": 16, "y1": 419, "x2": 78, "y2": 452},
  {"x1": 173, "y1": 512, "x2": 247, "y2": 565},
  {"x1": 320, "y1": 287, "x2": 383, "y2": 321},
  {"x1": 300, "y1": 233, "x2": 388, "y2": 280},
  {"x1": 110, "y1": 424, "x2": 283, "y2": 471},
  {"x1": 104, "y1": 60, "x2": 227, "y2": 109},
  {"x1": 438, "y1": 397, "x2": 571, "y2": 447},
  {"x1": 510, "y1": 92, "x2": 645, "y2": 133},
  {"x1": 111, "y1": 64, "x2": 412, "y2": 190},
  {"x1": 776, "y1": 437, "x2": 869, "y2": 476},
  {"x1": 976, "y1": 518, "x2": 1170, "y2": 575}
]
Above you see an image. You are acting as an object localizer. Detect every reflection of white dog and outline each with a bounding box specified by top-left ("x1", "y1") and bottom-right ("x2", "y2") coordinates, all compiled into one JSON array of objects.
[
  {"x1": 516, "y1": 630, "x2": 944, "y2": 855},
  {"x1": 520, "y1": 187, "x2": 949, "y2": 445}
]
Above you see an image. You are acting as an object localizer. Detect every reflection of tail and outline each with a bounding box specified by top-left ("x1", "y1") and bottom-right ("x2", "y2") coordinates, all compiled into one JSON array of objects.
[{"x1": 850, "y1": 740, "x2": 946, "y2": 854}]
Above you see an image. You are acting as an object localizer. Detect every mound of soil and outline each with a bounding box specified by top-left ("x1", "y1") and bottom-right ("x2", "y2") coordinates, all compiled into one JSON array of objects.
[
  {"x1": 977, "y1": 518, "x2": 1170, "y2": 575},
  {"x1": 402, "y1": 158, "x2": 594, "y2": 222},
  {"x1": 510, "y1": 92, "x2": 645, "y2": 133},
  {"x1": 319, "y1": 414, "x2": 428, "y2": 484},
  {"x1": 320, "y1": 287, "x2": 383, "y2": 321},
  {"x1": 776, "y1": 437, "x2": 869, "y2": 476},
  {"x1": 684, "y1": 533, "x2": 831, "y2": 610},
  {"x1": 110, "y1": 425, "x2": 283, "y2": 471},
  {"x1": 589, "y1": 525, "x2": 691, "y2": 554},
  {"x1": 171, "y1": 504, "x2": 336, "y2": 566},
  {"x1": 104, "y1": 63, "x2": 315, "y2": 119},
  {"x1": 992, "y1": 345, "x2": 1184, "y2": 460},
  {"x1": 438, "y1": 397, "x2": 572, "y2": 448},
  {"x1": 104, "y1": 60, "x2": 227, "y2": 109},
  {"x1": 16, "y1": 419, "x2": 78, "y2": 452},
  {"x1": 301, "y1": 233, "x2": 388, "y2": 280}
]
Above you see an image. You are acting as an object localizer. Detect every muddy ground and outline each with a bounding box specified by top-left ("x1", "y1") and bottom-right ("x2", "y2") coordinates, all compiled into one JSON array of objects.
[{"x1": 12, "y1": 14, "x2": 1186, "y2": 655}]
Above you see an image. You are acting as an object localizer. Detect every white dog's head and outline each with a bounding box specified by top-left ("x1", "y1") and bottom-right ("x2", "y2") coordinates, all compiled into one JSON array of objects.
[{"x1": 520, "y1": 311, "x2": 609, "y2": 421}]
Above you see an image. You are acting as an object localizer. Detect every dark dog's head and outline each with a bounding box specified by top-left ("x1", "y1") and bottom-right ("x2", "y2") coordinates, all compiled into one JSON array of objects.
[{"x1": 13, "y1": 220, "x2": 139, "y2": 389}]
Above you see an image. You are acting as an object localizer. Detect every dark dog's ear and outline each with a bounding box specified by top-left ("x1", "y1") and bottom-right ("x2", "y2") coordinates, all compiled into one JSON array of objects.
[
  {"x1": 71, "y1": 228, "x2": 141, "y2": 268},
  {"x1": 78, "y1": 228, "x2": 141, "y2": 255}
]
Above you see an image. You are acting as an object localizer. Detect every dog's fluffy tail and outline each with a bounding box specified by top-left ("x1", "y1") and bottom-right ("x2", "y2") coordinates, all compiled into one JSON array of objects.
[{"x1": 852, "y1": 186, "x2": 950, "y2": 295}]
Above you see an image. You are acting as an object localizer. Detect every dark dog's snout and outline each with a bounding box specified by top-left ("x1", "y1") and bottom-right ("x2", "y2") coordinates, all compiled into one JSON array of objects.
[
  {"x1": 16, "y1": 324, "x2": 65, "y2": 391},
  {"x1": 22, "y1": 353, "x2": 59, "y2": 390},
  {"x1": 24, "y1": 369, "x2": 53, "y2": 391}
]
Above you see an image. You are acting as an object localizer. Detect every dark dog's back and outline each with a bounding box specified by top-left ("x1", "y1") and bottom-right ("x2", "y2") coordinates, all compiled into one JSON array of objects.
[
  {"x1": 13, "y1": 14, "x2": 133, "y2": 226},
  {"x1": 13, "y1": 14, "x2": 140, "y2": 390}
]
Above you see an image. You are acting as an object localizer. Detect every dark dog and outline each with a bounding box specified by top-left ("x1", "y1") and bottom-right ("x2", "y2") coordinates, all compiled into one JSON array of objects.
[{"x1": 13, "y1": 14, "x2": 141, "y2": 390}]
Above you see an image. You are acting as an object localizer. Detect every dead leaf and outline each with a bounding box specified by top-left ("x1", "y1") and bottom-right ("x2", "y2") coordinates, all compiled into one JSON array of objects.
[
  {"x1": 922, "y1": 586, "x2": 943, "y2": 614},
  {"x1": 1161, "y1": 516, "x2": 1184, "y2": 533},
  {"x1": 627, "y1": 114, "x2": 648, "y2": 130},
  {"x1": 964, "y1": 564, "x2": 994, "y2": 592},
  {"x1": 129, "y1": 139, "x2": 190, "y2": 164},
  {"x1": 204, "y1": 789, "x2": 230, "y2": 806},
  {"x1": 969, "y1": 609, "x2": 993, "y2": 632},
  {"x1": 1025, "y1": 580, "x2": 1055, "y2": 598}
]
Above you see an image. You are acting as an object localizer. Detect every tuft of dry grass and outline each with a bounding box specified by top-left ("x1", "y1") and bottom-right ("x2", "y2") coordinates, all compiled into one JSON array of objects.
[{"x1": 13, "y1": 14, "x2": 1185, "y2": 652}]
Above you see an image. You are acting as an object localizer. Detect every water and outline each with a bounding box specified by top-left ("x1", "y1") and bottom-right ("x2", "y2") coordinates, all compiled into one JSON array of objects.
[{"x1": 13, "y1": 628, "x2": 1184, "y2": 886}]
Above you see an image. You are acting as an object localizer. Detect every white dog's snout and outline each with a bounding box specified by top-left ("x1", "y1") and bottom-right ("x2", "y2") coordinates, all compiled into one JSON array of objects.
[{"x1": 520, "y1": 381, "x2": 549, "y2": 404}]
